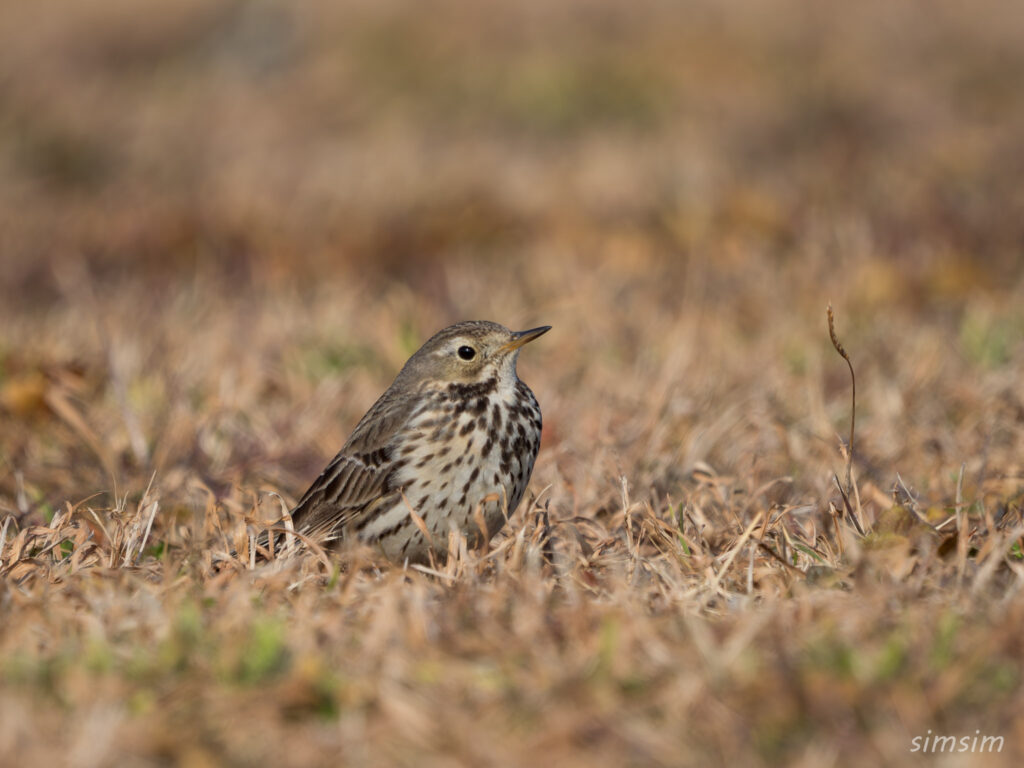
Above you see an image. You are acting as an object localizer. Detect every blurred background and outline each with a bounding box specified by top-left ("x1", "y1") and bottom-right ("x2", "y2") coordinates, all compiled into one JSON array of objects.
[
  {"x1": 3, "y1": 3, "x2": 1024, "y2": 766},
  {"x1": 1, "y1": 0, "x2": 1023, "y2": 516}
]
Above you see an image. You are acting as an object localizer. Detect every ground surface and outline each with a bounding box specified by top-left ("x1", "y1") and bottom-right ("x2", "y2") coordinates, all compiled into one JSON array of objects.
[{"x1": 2, "y1": 1, "x2": 1024, "y2": 766}]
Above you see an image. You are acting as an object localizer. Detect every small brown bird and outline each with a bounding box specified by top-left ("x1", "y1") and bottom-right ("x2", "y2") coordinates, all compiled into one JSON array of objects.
[{"x1": 288, "y1": 321, "x2": 549, "y2": 563}]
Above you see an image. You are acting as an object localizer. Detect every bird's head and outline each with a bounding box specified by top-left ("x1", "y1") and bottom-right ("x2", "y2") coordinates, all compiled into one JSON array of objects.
[{"x1": 400, "y1": 320, "x2": 550, "y2": 389}]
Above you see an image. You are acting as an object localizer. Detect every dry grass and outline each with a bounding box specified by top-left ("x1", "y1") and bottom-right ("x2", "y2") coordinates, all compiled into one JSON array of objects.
[{"x1": 2, "y1": 0, "x2": 1024, "y2": 766}]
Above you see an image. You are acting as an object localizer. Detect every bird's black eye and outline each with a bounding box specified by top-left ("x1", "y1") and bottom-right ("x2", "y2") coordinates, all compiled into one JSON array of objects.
[{"x1": 457, "y1": 345, "x2": 476, "y2": 360}]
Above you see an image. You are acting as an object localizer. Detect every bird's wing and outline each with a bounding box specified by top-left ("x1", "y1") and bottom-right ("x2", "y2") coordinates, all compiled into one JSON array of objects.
[
  {"x1": 288, "y1": 452, "x2": 394, "y2": 540},
  {"x1": 342, "y1": 375, "x2": 423, "y2": 452},
  {"x1": 289, "y1": 383, "x2": 422, "y2": 540}
]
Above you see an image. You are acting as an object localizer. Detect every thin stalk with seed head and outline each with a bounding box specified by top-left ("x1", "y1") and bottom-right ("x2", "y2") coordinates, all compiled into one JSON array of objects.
[{"x1": 827, "y1": 303, "x2": 856, "y2": 497}]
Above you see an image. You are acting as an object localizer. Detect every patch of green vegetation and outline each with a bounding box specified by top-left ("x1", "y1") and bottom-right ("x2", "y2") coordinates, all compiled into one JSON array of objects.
[
  {"x1": 84, "y1": 636, "x2": 115, "y2": 674},
  {"x1": 595, "y1": 616, "x2": 620, "y2": 679},
  {"x1": 40, "y1": 501, "x2": 55, "y2": 524},
  {"x1": 145, "y1": 541, "x2": 166, "y2": 560},
  {"x1": 979, "y1": 660, "x2": 1018, "y2": 694},
  {"x1": 617, "y1": 674, "x2": 649, "y2": 697},
  {"x1": 804, "y1": 565, "x2": 846, "y2": 589},
  {"x1": 872, "y1": 632, "x2": 908, "y2": 682},
  {"x1": 752, "y1": 711, "x2": 813, "y2": 765},
  {"x1": 236, "y1": 617, "x2": 290, "y2": 685},
  {"x1": 929, "y1": 611, "x2": 960, "y2": 671},
  {"x1": 305, "y1": 671, "x2": 343, "y2": 720},
  {"x1": 792, "y1": 542, "x2": 824, "y2": 563},
  {"x1": 1, "y1": 650, "x2": 42, "y2": 686},
  {"x1": 469, "y1": 662, "x2": 508, "y2": 694},
  {"x1": 158, "y1": 600, "x2": 206, "y2": 673},
  {"x1": 127, "y1": 375, "x2": 167, "y2": 417},
  {"x1": 955, "y1": 657, "x2": 1020, "y2": 710},
  {"x1": 959, "y1": 307, "x2": 1014, "y2": 368},
  {"x1": 414, "y1": 659, "x2": 444, "y2": 685},
  {"x1": 784, "y1": 341, "x2": 808, "y2": 376},
  {"x1": 300, "y1": 342, "x2": 379, "y2": 380},
  {"x1": 861, "y1": 530, "x2": 909, "y2": 550},
  {"x1": 677, "y1": 534, "x2": 691, "y2": 556},
  {"x1": 397, "y1": 320, "x2": 421, "y2": 360},
  {"x1": 0, "y1": 649, "x2": 68, "y2": 699},
  {"x1": 128, "y1": 689, "x2": 157, "y2": 716},
  {"x1": 803, "y1": 633, "x2": 856, "y2": 679},
  {"x1": 326, "y1": 561, "x2": 343, "y2": 589}
]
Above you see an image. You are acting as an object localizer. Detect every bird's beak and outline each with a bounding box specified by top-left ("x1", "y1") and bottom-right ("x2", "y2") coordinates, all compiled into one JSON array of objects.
[{"x1": 501, "y1": 325, "x2": 551, "y2": 352}]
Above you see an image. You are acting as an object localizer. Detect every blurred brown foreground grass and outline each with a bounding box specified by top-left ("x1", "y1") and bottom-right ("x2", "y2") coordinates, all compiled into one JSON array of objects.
[{"x1": 2, "y1": 1, "x2": 1024, "y2": 766}]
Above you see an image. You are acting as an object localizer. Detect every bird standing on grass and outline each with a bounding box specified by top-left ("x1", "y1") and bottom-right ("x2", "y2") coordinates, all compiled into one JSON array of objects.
[{"x1": 287, "y1": 321, "x2": 550, "y2": 564}]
